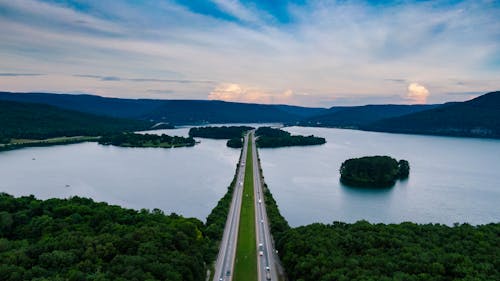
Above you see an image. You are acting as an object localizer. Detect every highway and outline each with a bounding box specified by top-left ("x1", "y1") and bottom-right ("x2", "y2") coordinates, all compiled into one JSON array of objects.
[
  {"x1": 252, "y1": 132, "x2": 280, "y2": 281},
  {"x1": 212, "y1": 133, "x2": 249, "y2": 281}
]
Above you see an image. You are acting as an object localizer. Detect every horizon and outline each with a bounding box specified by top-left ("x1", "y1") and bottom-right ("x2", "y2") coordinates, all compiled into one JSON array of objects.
[
  {"x1": 1, "y1": 89, "x2": 493, "y2": 109},
  {"x1": 1, "y1": 0, "x2": 499, "y2": 107}
]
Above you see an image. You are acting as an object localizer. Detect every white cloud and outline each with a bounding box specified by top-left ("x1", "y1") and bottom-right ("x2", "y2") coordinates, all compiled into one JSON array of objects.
[{"x1": 406, "y1": 83, "x2": 430, "y2": 104}]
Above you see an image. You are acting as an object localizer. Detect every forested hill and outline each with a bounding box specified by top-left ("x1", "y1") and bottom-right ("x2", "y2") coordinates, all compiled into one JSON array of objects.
[
  {"x1": 0, "y1": 92, "x2": 325, "y2": 124},
  {"x1": 364, "y1": 91, "x2": 500, "y2": 138},
  {"x1": 300, "y1": 104, "x2": 438, "y2": 128},
  {"x1": 0, "y1": 100, "x2": 150, "y2": 140}
]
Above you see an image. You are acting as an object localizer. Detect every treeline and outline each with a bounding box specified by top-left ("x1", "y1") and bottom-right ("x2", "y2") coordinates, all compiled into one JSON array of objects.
[
  {"x1": 255, "y1": 127, "x2": 326, "y2": 148},
  {"x1": 276, "y1": 221, "x2": 500, "y2": 281},
  {"x1": 340, "y1": 156, "x2": 409, "y2": 187},
  {"x1": 226, "y1": 138, "x2": 243, "y2": 148},
  {"x1": 0, "y1": 193, "x2": 210, "y2": 281},
  {"x1": 0, "y1": 100, "x2": 150, "y2": 143},
  {"x1": 99, "y1": 133, "x2": 195, "y2": 148},
  {"x1": 188, "y1": 126, "x2": 254, "y2": 139}
]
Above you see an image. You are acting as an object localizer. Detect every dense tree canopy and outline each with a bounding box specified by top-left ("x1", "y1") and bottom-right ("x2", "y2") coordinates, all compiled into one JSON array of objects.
[
  {"x1": 276, "y1": 221, "x2": 500, "y2": 281},
  {"x1": 98, "y1": 133, "x2": 195, "y2": 148},
  {"x1": 255, "y1": 127, "x2": 326, "y2": 148},
  {"x1": 188, "y1": 126, "x2": 254, "y2": 139},
  {"x1": 0, "y1": 100, "x2": 150, "y2": 142},
  {"x1": 226, "y1": 138, "x2": 243, "y2": 148},
  {"x1": 0, "y1": 193, "x2": 211, "y2": 281},
  {"x1": 340, "y1": 156, "x2": 409, "y2": 187}
]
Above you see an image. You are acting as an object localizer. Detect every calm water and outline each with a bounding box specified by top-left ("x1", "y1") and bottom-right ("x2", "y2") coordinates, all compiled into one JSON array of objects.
[
  {"x1": 0, "y1": 127, "x2": 240, "y2": 219},
  {"x1": 1, "y1": 126, "x2": 499, "y2": 225},
  {"x1": 259, "y1": 127, "x2": 500, "y2": 226}
]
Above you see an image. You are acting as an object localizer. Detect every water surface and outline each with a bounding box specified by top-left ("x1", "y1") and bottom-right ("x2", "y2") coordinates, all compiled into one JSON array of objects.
[
  {"x1": 259, "y1": 127, "x2": 500, "y2": 226},
  {"x1": 0, "y1": 127, "x2": 240, "y2": 219}
]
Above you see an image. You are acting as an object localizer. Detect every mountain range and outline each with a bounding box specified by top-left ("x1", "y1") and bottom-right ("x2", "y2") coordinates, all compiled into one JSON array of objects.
[{"x1": 0, "y1": 91, "x2": 499, "y2": 139}]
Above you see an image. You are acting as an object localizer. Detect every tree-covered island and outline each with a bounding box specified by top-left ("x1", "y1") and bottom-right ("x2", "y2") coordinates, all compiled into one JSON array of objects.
[
  {"x1": 98, "y1": 133, "x2": 195, "y2": 148},
  {"x1": 340, "y1": 156, "x2": 410, "y2": 187},
  {"x1": 255, "y1": 127, "x2": 326, "y2": 148}
]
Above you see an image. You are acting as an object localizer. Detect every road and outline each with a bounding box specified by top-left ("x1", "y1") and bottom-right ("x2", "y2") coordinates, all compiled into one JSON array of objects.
[
  {"x1": 252, "y1": 132, "x2": 280, "y2": 281},
  {"x1": 212, "y1": 133, "x2": 249, "y2": 281}
]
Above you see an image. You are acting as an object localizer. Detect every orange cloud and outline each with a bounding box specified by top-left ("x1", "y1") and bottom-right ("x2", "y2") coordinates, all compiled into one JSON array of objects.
[
  {"x1": 208, "y1": 83, "x2": 296, "y2": 104},
  {"x1": 406, "y1": 83, "x2": 430, "y2": 104}
]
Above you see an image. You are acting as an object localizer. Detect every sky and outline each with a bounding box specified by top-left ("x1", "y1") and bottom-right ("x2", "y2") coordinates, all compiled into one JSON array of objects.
[{"x1": 0, "y1": 0, "x2": 499, "y2": 107}]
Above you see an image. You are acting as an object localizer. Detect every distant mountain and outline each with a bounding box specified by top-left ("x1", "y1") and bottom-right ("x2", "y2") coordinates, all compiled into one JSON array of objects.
[
  {"x1": 300, "y1": 104, "x2": 438, "y2": 128},
  {"x1": 0, "y1": 92, "x2": 324, "y2": 124},
  {"x1": 365, "y1": 91, "x2": 500, "y2": 138},
  {"x1": 0, "y1": 100, "x2": 150, "y2": 140}
]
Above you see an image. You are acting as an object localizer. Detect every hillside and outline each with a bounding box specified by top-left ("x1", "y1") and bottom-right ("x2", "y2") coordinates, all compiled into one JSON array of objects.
[
  {"x1": 0, "y1": 100, "x2": 150, "y2": 141},
  {"x1": 365, "y1": 91, "x2": 500, "y2": 138},
  {"x1": 0, "y1": 92, "x2": 324, "y2": 124},
  {"x1": 301, "y1": 104, "x2": 438, "y2": 128}
]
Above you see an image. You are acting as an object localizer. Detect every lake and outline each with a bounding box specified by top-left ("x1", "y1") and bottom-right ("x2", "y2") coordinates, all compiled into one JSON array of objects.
[
  {"x1": 0, "y1": 127, "x2": 240, "y2": 219},
  {"x1": 259, "y1": 127, "x2": 500, "y2": 226},
  {"x1": 1, "y1": 126, "x2": 499, "y2": 225}
]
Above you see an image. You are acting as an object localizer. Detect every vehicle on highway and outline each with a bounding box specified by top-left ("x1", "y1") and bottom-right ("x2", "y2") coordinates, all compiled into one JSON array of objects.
[
  {"x1": 258, "y1": 199, "x2": 262, "y2": 204},
  {"x1": 265, "y1": 267, "x2": 271, "y2": 280},
  {"x1": 259, "y1": 250, "x2": 263, "y2": 256}
]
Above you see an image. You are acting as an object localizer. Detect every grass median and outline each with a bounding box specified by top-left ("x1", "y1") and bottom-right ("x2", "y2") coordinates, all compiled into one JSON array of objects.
[{"x1": 233, "y1": 136, "x2": 258, "y2": 281}]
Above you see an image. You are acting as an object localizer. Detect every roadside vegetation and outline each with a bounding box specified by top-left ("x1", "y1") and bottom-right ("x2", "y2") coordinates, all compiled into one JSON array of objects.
[
  {"x1": 0, "y1": 193, "x2": 210, "y2": 281},
  {"x1": 233, "y1": 137, "x2": 258, "y2": 281},
  {"x1": 188, "y1": 126, "x2": 254, "y2": 139},
  {"x1": 98, "y1": 133, "x2": 195, "y2": 148},
  {"x1": 255, "y1": 127, "x2": 326, "y2": 148},
  {"x1": 340, "y1": 156, "x2": 410, "y2": 187}
]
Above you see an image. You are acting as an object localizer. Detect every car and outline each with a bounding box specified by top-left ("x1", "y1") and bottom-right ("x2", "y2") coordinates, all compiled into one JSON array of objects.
[
  {"x1": 258, "y1": 199, "x2": 262, "y2": 204},
  {"x1": 265, "y1": 266, "x2": 270, "y2": 271},
  {"x1": 259, "y1": 250, "x2": 263, "y2": 256}
]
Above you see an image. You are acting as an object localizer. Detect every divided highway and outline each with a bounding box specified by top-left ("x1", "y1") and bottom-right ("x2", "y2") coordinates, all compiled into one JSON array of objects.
[
  {"x1": 252, "y1": 132, "x2": 280, "y2": 281},
  {"x1": 212, "y1": 134, "x2": 249, "y2": 281},
  {"x1": 213, "y1": 131, "x2": 282, "y2": 281}
]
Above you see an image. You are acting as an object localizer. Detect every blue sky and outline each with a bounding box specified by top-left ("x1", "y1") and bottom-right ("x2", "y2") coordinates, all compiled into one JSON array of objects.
[{"x1": 0, "y1": 0, "x2": 499, "y2": 106}]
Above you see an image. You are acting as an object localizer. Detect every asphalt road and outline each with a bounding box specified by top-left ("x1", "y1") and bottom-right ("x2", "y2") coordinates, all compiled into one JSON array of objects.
[
  {"x1": 252, "y1": 132, "x2": 280, "y2": 281},
  {"x1": 212, "y1": 133, "x2": 249, "y2": 281}
]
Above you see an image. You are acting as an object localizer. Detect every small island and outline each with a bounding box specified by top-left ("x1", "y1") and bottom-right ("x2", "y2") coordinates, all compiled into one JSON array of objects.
[
  {"x1": 226, "y1": 137, "x2": 244, "y2": 148},
  {"x1": 255, "y1": 127, "x2": 326, "y2": 148},
  {"x1": 188, "y1": 126, "x2": 254, "y2": 139},
  {"x1": 98, "y1": 133, "x2": 195, "y2": 148},
  {"x1": 340, "y1": 156, "x2": 409, "y2": 187}
]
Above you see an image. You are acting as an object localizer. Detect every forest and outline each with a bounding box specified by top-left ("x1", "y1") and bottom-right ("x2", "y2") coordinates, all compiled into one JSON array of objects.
[
  {"x1": 340, "y1": 156, "x2": 409, "y2": 187},
  {"x1": 0, "y1": 193, "x2": 211, "y2": 281},
  {"x1": 188, "y1": 126, "x2": 254, "y2": 139},
  {"x1": 255, "y1": 127, "x2": 326, "y2": 148},
  {"x1": 276, "y1": 221, "x2": 500, "y2": 281},
  {"x1": 226, "y1": 137, "x2": 243, "y2": 148},
  {"x1": 98, "y1": 133, "x2": 195, "y2": 148},
  {"x1": 0, "y1": 100, "x2": 150, "y2": 142}
]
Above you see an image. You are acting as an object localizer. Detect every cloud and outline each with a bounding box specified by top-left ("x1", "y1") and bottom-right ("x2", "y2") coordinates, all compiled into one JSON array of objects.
[
  {"x1": 74, "y1": 74, "x2": 214, "y2": 84},
  {"x1": 406, "y1": 83, "x2": 430, "y2": 104},
  {"x1": 0, "y1": 0, "x2": 498, "y2": 106},
  {"x1": 208, "y1": 83, "x2": 296, "y2": 105},
  {"x1": 0, "y1": 73, "x2": 42, "y2": 76}
]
